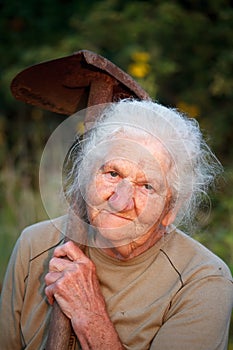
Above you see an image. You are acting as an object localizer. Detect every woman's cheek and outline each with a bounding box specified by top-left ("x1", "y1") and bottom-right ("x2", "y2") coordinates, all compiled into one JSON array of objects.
[
  {"x1": 86, "y1": 177, "x2": 115, "y2": 207},
  {"x1": 136, "y1": 194, "x2": 165, "y2": 225}
]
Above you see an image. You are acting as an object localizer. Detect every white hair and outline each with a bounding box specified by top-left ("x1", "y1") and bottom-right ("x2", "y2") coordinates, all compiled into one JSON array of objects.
[{"x1": 63, "y1": 99, "x2": 223, "y2": 230}]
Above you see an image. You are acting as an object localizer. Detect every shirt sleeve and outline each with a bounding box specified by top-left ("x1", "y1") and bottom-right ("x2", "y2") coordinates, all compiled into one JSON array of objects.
[
  {"x1": 150, "y1": 275, "x2": 233, "y2": 350},
  {"x1": 0, "y1": 234, "x2": 28, "y2": 350}
]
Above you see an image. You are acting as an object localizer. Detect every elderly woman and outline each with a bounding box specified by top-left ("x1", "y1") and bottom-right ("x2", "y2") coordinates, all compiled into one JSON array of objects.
[{"x1": 0, "y1": 99, "x2": 232, "y2": 350}]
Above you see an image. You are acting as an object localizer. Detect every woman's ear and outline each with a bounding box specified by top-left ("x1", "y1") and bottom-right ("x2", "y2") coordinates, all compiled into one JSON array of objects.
[
  {"x1": 162, "y1": 210, "x2": 177, "y2": 226},
  {"x1": 162, "y1": 193, "x2": 181, "y2": 227}
]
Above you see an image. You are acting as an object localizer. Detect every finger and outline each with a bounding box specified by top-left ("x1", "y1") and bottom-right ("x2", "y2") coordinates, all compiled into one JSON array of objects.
[
  {"x1": 53, "y1": 241, "x2": 86, "y2": 261},
  {"x1": 49, "y1": 256, "x2": 74, "y2": 272},
  {"x1": 45, "y1": 284, "x2": 55, "y2": 305},
  {"x1": 45, "y1": 271, "x2": 62, "y2": 286}
]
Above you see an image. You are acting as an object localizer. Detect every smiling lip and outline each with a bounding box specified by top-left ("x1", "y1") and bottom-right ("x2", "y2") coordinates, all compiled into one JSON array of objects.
[{"x1": 100, "y1": 209, "x2": 134, "y2": 222}]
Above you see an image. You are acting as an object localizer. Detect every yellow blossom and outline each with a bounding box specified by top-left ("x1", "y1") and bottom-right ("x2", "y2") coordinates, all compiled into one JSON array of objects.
[{"x1": 128, "y1": 62, "x2": 150, "y2": 79}]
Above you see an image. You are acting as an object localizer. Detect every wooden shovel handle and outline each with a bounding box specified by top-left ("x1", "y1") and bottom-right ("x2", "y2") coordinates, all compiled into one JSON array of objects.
[
  {"x1": 46, "y1": 301, "x2": 71, "y2": 350},
  {"x1": 45, "y1": 222, "x2": 86, "y2": 350}
]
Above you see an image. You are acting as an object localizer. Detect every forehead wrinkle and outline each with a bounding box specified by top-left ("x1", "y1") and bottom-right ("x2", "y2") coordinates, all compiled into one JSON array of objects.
[
  {"x1": 137, "y1": 155, "x2": 170, "y2": 194},
  {"x1": 105, "y1": 158, "x2": 144, "y2": 181},
  {"x1": 95, "y1": 134, "x2": 173, "y2": 180},
  {"x1": 138, "y1": 157, "x2": 161, "y2": 177}
]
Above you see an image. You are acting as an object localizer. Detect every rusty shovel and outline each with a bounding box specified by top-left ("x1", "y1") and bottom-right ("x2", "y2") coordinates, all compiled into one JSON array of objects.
[{"x1": 11, "y1": 50, "x2": 150, "y2": 350}]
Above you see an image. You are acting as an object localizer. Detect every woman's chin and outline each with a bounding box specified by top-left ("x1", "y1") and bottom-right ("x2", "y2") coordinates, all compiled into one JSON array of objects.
[
  {"x1": 92, "y1": 221, "x2": 152, "y2": 249},
  {"x1": 94, "y1": 226, "x2": 134, "y2": 248}
]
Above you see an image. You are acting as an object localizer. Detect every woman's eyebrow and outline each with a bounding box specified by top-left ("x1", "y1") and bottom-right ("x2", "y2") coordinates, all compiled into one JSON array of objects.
[{"x1": 99, "y1": 162, "x2": 121, "y2": 173}]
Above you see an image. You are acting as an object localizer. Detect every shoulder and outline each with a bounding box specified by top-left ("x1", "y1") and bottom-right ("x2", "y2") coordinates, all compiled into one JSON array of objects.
[
  {"x1": 18, "y1": 215, "x2": 68, "y2": 260},
  {"x1": 161, "y1": 228, "x2": 232, "y2": 282},
  {"x1": 152, "y1": 230, "x2": 233, "y2": 350}
]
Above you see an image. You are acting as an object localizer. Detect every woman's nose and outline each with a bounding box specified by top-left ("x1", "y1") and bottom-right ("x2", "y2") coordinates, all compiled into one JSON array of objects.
[{"x1": 108, "y1": 179, "x2": 134, "y2": 212}]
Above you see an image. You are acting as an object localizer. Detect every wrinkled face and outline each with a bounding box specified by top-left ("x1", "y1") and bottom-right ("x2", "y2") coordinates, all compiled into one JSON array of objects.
[{"x1": 84, "y1": 134, "x2": 172, "y2": 247}]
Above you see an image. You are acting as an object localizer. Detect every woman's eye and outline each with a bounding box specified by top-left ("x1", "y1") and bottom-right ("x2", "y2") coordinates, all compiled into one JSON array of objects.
[
  {"x1": 144, "y1": 183, "x2": 154, "y2": 192},
  {"x1": 108, "y1": 171, "x2": 119, "y2": 178}
]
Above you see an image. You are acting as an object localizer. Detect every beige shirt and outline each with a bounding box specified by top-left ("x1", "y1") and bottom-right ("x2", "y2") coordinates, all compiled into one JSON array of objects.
[{"x1": 0, "y1": 216, "x2": 232, "y2": 350}]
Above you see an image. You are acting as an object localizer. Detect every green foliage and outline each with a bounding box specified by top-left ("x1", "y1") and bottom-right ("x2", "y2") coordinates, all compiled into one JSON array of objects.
[
  {"x1": 194, "y1": 169, "x2": 233, "y2": 273},
  {"x1": 1, "y1": 0, "x2": 233, "y2": 155}
]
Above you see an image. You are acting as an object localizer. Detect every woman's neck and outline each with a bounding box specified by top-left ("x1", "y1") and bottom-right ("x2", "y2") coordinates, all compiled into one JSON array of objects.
[{"x1": 95, "y1": 227, "x2": 166, "y2": 261}]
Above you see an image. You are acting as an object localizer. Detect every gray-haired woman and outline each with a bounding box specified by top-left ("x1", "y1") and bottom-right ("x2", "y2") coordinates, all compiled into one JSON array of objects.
[{"x1": 0, "y1": 99, "x2": 232, "y2": 350}]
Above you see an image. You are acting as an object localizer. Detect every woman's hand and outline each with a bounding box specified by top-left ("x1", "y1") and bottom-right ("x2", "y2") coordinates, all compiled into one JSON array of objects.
[
  {"x1": 45, "y1": 241, "x2": 124, "y2": 350},
  {"x1": 45, "y1": 241, "x2": 105, "y2": 318}
]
